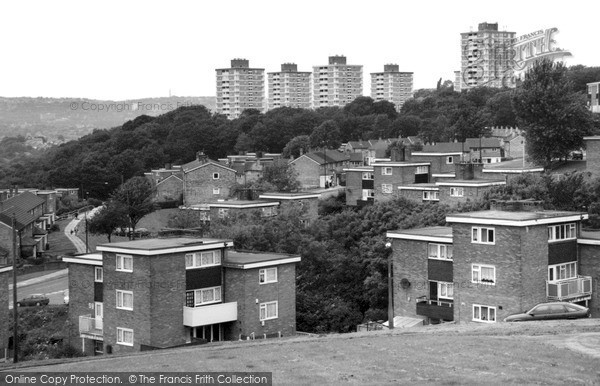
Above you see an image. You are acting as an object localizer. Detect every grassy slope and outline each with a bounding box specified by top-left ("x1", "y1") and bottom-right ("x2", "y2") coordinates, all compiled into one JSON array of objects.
[{"x1": 7, "y1": 320, "x2": 600, "y2": 384}]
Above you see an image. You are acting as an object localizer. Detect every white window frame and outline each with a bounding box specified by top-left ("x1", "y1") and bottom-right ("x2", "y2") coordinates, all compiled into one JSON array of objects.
[
  {"x1": 116, "y1": 290, "x2": 133, "y2": 311},
  {"x1": 213, "y1": 172, "x2": 220, "y2": 180},
  {"x1": 415, "y1": 166, "x2": 428, "y2": 174},
  {"x1": 438, "y1": 282, "x2": 454, "y2": 299},
  {"x1": 218, "y1": 208, "x2": 229, "y2": 219},
  {"x1": 450, "y1": 187, "x2": 464, "y2": 197},
  {"x1": 472, "y1": 227, "x2": 495, "y2": 244},
  {"x1": 259, "y1": 301, "x2": 278, "y2": 321},
  {"x1": 94, "y1": 267, "x2": 103, "y2": 282},
  {"x1": 548, "y1": 223, "x2": 576, "y2": 242},
  {"x1": 382, "y1": 167, "x2": 393, "y2": 175},
  {"x1": 116, "y1": 254, "x2": 133, "y2": 272},
  {"x1": 116, "y1": 327, "x2": 134, "y2": 346},
  {"x1": 191, "y1": 286, "x2": 222, "y2": 306},
  {"x1": 382, "y1": 184, "x2": 393, "y2": 194},
  {"x1": 185, "y1": 250, "x2": 222, "y2": 269},
  {"x1": 446, "y1": 156, "x2": 454, "y2": 164},
  {"x1": 423, "y1": 191, "x2": 439, "y2": 201},
  {"x1": 259, "y1": 267, "x2": 278, "y2": 284},
  {"x1": 548, "y1": 262, "x2": 577, "y2": 282},
  {"x1": 428, "y1": 243, "x2": 453, "y2": 260},
  {"x1": 472, "y1": 304, "x2": 496, "y2": 323},
  {"x1": 213, "y1": 187, "x2": 221, "y2": 195},
  {"x1": 472, "y1": 264, "x2": 496, "y2": 285},
  {"x1": 362, "y1": 172, "x2": 374, "y2": 180}
]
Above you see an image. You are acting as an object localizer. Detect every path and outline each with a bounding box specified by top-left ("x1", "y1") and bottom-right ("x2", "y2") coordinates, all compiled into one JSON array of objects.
[{"x1": 63, "y1": 207, "x2": 102, "y2": 254}]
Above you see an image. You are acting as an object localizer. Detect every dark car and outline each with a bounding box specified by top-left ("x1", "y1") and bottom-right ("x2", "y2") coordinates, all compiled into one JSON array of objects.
[
  {"x1": 570, "y1": 151, "x2": 583, "y2": 160},
  {"x1": 504, "y1": 302, "x2": 590, "y2": 322},
  {"x1": 16, "y1": 294, "x2": 50, "y2": 307}
]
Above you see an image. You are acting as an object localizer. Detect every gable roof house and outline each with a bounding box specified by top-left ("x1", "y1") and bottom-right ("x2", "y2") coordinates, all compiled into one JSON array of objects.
[
  {"x1": 182, "y1": 152, "x2": 237, "y2": 207},
  {"x1": 465, "y1": 137, "x2": 504, "y2": 163},
  {"x1": 290, "y1": 151, "x2": 350, "y2": 189},
  {"x1": 145, "y1": 164, "x2": 184, "y2": 203}
]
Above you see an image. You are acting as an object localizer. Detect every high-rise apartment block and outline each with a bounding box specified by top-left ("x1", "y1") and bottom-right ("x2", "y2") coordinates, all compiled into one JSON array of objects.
[
  {"x1": 216, "y1": 59, "x2": 265, "y2": 119},
  {"x1": 313, "y1": 55, "x2": 362, "y2": 109},
  {"x1": 267, "y1": 63, "x2": 311, "y2": 110},
  {"x1": 370, "y1": 64, "x2": 413, "y2": 111},
  {"x1": 460, "y1": 23, "x2": 516, "y2": 90},
  {"x1": 588, "y1": 81, "x2": 600, "y2": 113}
]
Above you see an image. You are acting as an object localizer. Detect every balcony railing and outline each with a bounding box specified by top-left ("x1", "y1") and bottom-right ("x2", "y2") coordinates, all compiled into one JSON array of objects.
[
  {"x1": 547, "y1": 275, "x2": 593, "y2": 302},
  {"x1": 79, "y1": 315, "x2": 103, "y2": 339},
  {"x1": 416, "y1": 297, "x2": 454, "y2": 321},
  {"x1": 183, "y1": 302, "x2": 238, "y2": 327}
]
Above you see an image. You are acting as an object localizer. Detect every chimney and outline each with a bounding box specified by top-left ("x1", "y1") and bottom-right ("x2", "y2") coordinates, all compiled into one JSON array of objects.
[
  {"x1": 196, "y1": 151, "x2": 208, "y2": 164},
  {"x1": 14, "y1": 185, "x2": 18, "y2": 194}
]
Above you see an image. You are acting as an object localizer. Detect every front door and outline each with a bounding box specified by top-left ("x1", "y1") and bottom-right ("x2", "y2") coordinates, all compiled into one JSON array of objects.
[{"x1": 95, "y1": 302, "x2": 103, "y2": 330}]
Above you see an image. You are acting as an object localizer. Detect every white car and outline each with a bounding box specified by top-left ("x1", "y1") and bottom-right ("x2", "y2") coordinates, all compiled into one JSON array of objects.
[{"x1": 63, "y1": 289, "x2": 69, "y2": 304}]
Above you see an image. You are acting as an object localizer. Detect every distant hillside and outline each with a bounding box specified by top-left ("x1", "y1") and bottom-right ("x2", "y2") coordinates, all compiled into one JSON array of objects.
[{"x1": 0, "y1": 96, "x2": 216, "y2": 141}]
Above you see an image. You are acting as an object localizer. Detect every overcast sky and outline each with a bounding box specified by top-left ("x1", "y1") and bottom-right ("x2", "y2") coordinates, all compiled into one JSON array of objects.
[{"x1": 1, "y1": 0, "x2": 598, "y2": 101}]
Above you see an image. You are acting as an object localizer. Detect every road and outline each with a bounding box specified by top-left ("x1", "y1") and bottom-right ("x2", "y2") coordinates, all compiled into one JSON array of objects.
[{"x1": 9, "y1": 272, "x2": 68, "y2": 309}]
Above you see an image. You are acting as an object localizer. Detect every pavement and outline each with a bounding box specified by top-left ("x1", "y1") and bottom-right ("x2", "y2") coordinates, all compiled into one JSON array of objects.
[
  {"x1": 9, "y1": 269, "x2": 68, "y2": 290},
  {"x1": 63, "y1": 206, "x2": 102, "y2": 254}
]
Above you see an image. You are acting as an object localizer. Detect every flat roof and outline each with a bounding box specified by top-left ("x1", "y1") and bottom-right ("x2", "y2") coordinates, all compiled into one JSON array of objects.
[
  {"x1": 224, "y1": 250, "x2": 301, "y2": 269},
  {"x1": 206, "y1": 200, "x2": 279, "y2": 208},
  {"x1": 259, "y1": 192, "x2": 320, "y2": 200},
  {"x1": 436, "y1": 179, "x2": 506, "y2": 187},
  {"x1": 447, "y1": 210, "x2": 588, "y2": 227},
  {"x1": 63, "y1": 252, "x2": 103, "y2": 266},
  {"x1": 583, "y1": 136, "x2": 600, "y2": 141},
  {"x1": 387, "y1": 226, "x2": 453, "y2": 242},
  {"x1": 97, "y1": 237, "x2": 233, "y2": 255}
]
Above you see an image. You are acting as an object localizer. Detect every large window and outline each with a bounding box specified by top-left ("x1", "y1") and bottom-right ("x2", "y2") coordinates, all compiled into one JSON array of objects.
[
  {"x1": 423, "y1": 191, "x2": 439, "y2": 201},
  {"x1": 116, "y1": 290, "x2": 133, "y2": 310},
  {"x1": 185, "y1": 250, "x2": 222, "y2": 269},
  {"x1": 415, "y1": 166, "x2": 428, "y2": 174},
  {"x1": 261, "y1": 207, "x2": 278, "y2": 217},
  {"x1": 382, "y1": 184, "x2": 393, "y2": 194},
  {"x1": 259, "y1": 268, "x2": 278, "y2": 284},
  {"x1": 260, "y1": 301, "x2": 278, "y2": 321},
  {"x1": 428, "y1": 243, "x2": 453, "y2": 260},
  {"x1": 472, "y1": 264, "x2": 496, "y2": 285},
  {"x1": 95, "y1": 267, "x2": 103, "y2": 282},
  {"x1": 438, "y1": 282, "x2": 454, "y2": 299},
  {"x1": 382, "y1": 167, "x2": 392, "y2": 176},
  {"x1": 186, "y1": 286, "x2": 222, "y2": 307},
  {"x1": 548, "y1": 262, "x2": 577, "y2": 281},
  {"x1": 362, "y1": 172, "x2": 374, "y2": 180},
  {"x1": 473, "y1": 305, "x2": 496, "y2": 323},
  {"x1": 548, "y1": 223, "x2": 576, "y2": 242},
  {"x1": 116, "y1": 254, "x2": 133, "y2": 272},
  {"x1": 116, "y1": 327, "x2": 134, "y2": 346},
  {"x1": 450, "y1": 187, "x2": 464, "y2": 197},
  {"x1": 472, "y1": 227, "x2": 495, "y2": 244}
]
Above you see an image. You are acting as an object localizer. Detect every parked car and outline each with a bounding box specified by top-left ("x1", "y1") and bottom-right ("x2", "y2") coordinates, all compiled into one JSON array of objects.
[
  {"x1": 63, "y1": 289, "x2": 69, "y2": 304},
  {"x1": 570, "y1": 151, "x2": 583, "y2": 160},
  {"x1": 16, "y1": 294, "x2": 50, "y2": 307},
  {"x1": 504, "y1": 302, "x2": 590, "y2": 322}
]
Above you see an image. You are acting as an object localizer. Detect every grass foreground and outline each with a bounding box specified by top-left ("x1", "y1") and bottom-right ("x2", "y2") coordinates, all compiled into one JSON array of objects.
[{"x1": 5, "y1": 319, "x2": 600, "y2": 384}]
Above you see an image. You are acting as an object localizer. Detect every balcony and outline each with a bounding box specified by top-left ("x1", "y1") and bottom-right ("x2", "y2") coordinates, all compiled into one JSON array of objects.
[
  {"x1": 416, "y1": 297, "x2": 454, "y2": 321},
  {"x1": 547, "y1": 276, "x2": 593, "y2": 302},
  {"x1": 183, "y1": 302, "x2": 238, "y2": 327},
  {"x1": 79, "y1": 315, "x2": 103, "y2": 340}
]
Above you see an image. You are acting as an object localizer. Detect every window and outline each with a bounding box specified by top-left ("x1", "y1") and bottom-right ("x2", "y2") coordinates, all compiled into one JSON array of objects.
[
  {"x1": 423, "y1": 191, "x2": 439, "y2": 201},
  {"x1": 472, "y1": 304, "x2": 496, "y2": 323},
  {"x1": 382, "y1": 184, "x2": 393, "y2": 194},
  {"x1": 438, "y1": 282, "x2": 454, "y2": 299},
  {"x1": 213, "y1": 172, "x2": 220, "y2": 180},
  {"x1": 450, "y1": 187, "x2": 464, "y2": 197},
  {"x1": 472, "y1": 264, "x2": 496, "y2": 284},
  {"x1": 95, "y1": 267, "x2": 103, "y2": 282},
  {"x1": 362, "y1": 172, "x2": 374, "y2": 180},
  {"x1": 548, "y1": 262, "x2": 577, "y2": 281},
  {"x1": 213, "y1": 188, "x2": 220, "y2": 195},
  {"x1": 446, "y1": 156, "x2": 454, "y2": 164},
  {"x1": 117, "y1": 327, "x2": 134, "y2": 346},
  {"x1": 218, "y1": 208, "x2": 229, "y2": 219},
  {"x1": 116, "y1": 254, "x2": 133, "y2": 272},
  {"x1": 116, "y1": 290, "x2": 133, "y2": 310},
  {"x1": 260, "y1": 301, "x2": 278, "y2": 321},
  {"x1": 415, "y1": 166, "x2": 428, "y2": 174},
  {"x1": 259, "y1": 268, "x2": 278, "y2": 284},
  {"x1": 548, "y1": 223, "x2": 576, "y2": 242},
  {"x1": 382, "y1": 167, "x2": 392, "y2": 175},
  {"x1": 472, "y1": 227, "x2": 495, "y2": 244},
  {"x1": 186, "y1": 286, "x2": 222, "y2": 307},
  {"x1": 428, "y1": 243, "x2": 453, "y2": 260},
  {"x1": 185, "y1": 250, "x2": 222, "y2": 269},
  {"x1": 261, "y1": 207, "x2": 278, "y2": 217}
]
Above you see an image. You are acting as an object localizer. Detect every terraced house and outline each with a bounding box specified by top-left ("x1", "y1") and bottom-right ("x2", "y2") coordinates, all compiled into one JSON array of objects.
[
  {"x1": 65, "y1": 238, "x2": 300, "y2": 355},
  {"x1": 388, "y1": 200, "x2": 598, "y2": 325}
]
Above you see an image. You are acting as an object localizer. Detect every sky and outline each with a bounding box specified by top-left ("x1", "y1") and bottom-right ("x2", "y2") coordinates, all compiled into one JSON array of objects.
[{"x1": 1, "y1": 0, "x2": 598, "y2": 101}]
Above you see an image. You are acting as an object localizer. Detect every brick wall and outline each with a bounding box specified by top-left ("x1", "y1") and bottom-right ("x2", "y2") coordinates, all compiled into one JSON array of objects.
[
  {"x1": 374, "y1": 166, "x2": 421, "y2": 202},
  {"x1": 291, "y1": 158, "x2": 321, "y2": 189},
  {"x1": 410, "y1": 155, "x2": 454, "y2": 175},
  {"x1": 345, "y1": 170, "x2": 363, "y2": 206},
  {"x1": 155, "y1": 177, "x2": 183, "y2": 202},
  {"x1": 184, "y1": 165, "x2": 236, "y2": 206},
  {"x1": 392, "y1": 239, "x2": 429, "y2": 321},
  {"x1": 0, "y1": 270, "x2": 10, "y2": 355},
  {"x1": 224, "y1": 263, "x2": 296, "y2": 340},
  {"x1": 67, "y1": 263, "x2": 97, "y2": 355},
  {"x1": 398, "y1": 189, "x2": 426, "y2": 203},
  {"x1": 586, "y1": 139, "x2": 600, "y2": 177},
  {"x1": 578, "y1": 244, "x2": 600, "y2": 317}
]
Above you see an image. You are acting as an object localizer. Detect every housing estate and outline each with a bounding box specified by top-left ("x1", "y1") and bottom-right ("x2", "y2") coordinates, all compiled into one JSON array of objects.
[
  {"x1": 215, "y1": 59, "x2": 265, "y2": 120},
  {"x1": 65, "y1": 237, "x2": 300, "y2": 355},
  {"x1": 387, "y1": 200, "x2": 598, "y2": 324},
  {"x1": 290, "y1": 151, "x2": 349, "y2": 189}
]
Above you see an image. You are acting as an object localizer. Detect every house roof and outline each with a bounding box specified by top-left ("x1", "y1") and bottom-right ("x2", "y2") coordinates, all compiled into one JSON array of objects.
[
  {"x1": 465, "y1": 138, "x2": 502, "y2": 148},
  {"x1": 347, "y1": 141, "x2": 369, "y2": 150},
  {"x1": 447, "y1": 210, "x2": 588, "y2": 226},
  {"x1": 297, "y1": 151, "x2": 350, "y2": 165},
  {"x1": 97, "y1": 237, "x2": 233, "y2": 255},
  {"x1": 181, "y1": 159, "x2": 237, "y2": 174},
  {"x1": 387, "y1": 226, "x2": 453, "y2": 242},
  {"x1": 349, "y1": 153, "x2": 364, "y2": 162},
  {"x1": 155, "y1": 174, "x2": 183, "y2": 187},
  {"x1": 421, "y1": 142, "x2": 467, "y2": 153},
  {"x1": 0, "y1": 205, "x2": 37, "y2": 230},
  {"x1": 224, "y1": 250, "x2": 301, "y2": 269},
  {"x1": 1, "y1": 191, "x2": 45, "y2": 212}
]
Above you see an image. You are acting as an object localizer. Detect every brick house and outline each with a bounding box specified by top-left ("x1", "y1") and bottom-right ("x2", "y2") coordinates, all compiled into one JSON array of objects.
[
  {"x1": 65, "y1": 237, "x2": 300, "y2": 355},
  {"x1": 182, "y1": 152, "x2": 237, "y2": 206},
  {"x1": 258, "y1": 192, "x2": 320, "y2": 225},
  {"x1": 406, "y1": 142, "x2": 468, "y2": 179},
  {"x1": 290, "y1": 151, "x2": 349, "y2": 189},
  {"x1": 584, "y1": 136, "x2": 600, "y2": 177},
  {"x1": 465, "y1": 137, "x2": 504, "y2": 163},
  {"x1": 343, "y1": 166, "x2": 375, "y2": 206},
  {"x1": 387, "y1": 201, "x2": 595, "y2": 324},
  {"x1": 0, "y1": 266, "x2": 12, "y2": 360},
  {"x1": 145, "y1": 165, "x2": 184, "y2": 203},
  {"x1": 205, "y1": 200, "x2": 280, "y2": 221},
  {"x1": 371, "y1": 161, "x2": 431, "y2": 203}
]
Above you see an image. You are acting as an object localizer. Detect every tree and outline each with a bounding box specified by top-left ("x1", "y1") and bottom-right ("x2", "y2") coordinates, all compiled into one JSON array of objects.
[
  {"x1": 87, "y1": 203, "x2": 128, "y2": 242},
  {"x1": 512, "y1": 59, "x2": 595, "y2": 167},
  {"x1": 309, "y1": 120, "x2": 341, "y2": 149},
  {"x1": 259, "y1": 161, "x2": 300, "y2": 192},
  {"x1": 282, "y1": 135, "x2": 310, "y2": 159},
  {"x1": 111, "y1": 177, "x2": 155, "y2": 239}
]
